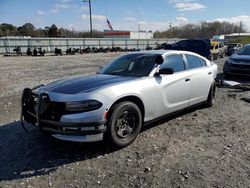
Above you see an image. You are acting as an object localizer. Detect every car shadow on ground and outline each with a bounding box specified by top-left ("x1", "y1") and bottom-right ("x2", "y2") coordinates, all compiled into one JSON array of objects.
[
  {"x1": 0, "y1": 121, "x2": 117, "y2": 181},
  {"x1": 0, "y1": 104, "x2": 208, "y2": 182}
]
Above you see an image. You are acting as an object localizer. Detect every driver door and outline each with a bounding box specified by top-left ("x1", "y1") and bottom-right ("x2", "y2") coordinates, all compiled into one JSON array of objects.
[{"x1": 154, "y1": 53, "x2": 190, "y2": 117}]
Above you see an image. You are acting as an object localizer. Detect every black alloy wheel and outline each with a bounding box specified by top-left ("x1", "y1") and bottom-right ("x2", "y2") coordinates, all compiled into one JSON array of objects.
[{"x1": 107, "y1": 101, "x2": 142, "y2": 147}]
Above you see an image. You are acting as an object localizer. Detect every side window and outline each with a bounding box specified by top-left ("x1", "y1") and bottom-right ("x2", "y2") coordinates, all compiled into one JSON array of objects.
[
  {"x1": 161, "y1": 54, "x2": 185, "y2": 73},
  {"x1": 215, "y1": 44, "x2": 218, "y2": 49},
  {"x1": 186, "y1": 55, "x2": 207, "y2": 70}
]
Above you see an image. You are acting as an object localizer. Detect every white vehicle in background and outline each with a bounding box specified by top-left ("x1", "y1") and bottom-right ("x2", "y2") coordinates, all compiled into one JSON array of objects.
[{"x1": 21, "y1": 50, "x2": 218, "y2": 147}]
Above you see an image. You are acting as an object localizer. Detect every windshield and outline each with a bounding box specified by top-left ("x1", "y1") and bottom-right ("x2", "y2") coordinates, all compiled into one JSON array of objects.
[
  {"x1": 237, "y1": 45, "x2": 250, "y2": 55},
  {"x1": 99, "y1": 53, "x2": 156, "y2": 77}
]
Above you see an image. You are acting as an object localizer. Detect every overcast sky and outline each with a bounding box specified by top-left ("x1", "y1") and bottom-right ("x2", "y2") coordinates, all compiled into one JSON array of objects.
[{"x1": 1, "y1": 0, "x2": 250, "y2": 32}]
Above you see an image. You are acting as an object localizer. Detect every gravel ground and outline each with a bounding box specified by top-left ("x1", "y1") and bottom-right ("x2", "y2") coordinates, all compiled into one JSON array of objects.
[{"x1": 0, "y1": 53, "x2": 250, "y2": 188}]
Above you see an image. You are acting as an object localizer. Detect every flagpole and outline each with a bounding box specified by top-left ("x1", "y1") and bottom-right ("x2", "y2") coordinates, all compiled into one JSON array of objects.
[
  {"x1": 89, "y1": 0, "x2": 93, "y2": 38},
  {"x1": 83, "y1": 0, "x2": 93, "y2": 38}
]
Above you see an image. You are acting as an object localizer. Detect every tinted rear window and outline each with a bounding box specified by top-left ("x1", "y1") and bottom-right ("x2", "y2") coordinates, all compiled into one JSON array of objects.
[{"x1": 186, "y1": 55, "x2": 206, "y2": 69}]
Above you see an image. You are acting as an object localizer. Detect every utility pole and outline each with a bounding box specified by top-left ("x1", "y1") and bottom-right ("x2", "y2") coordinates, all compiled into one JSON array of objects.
[
  {"x1": 83, "y1": 0, "x2": 93, "y2": 38},
  {"x1": 239, "y1": 21, "x2": 243, "y2": 36},
  {"x1": 7, "y1": 30, "x2": 11, "y2": 55},
  {"x1": 138, "y1": 24, "x2": 140, "y2": 39},
  {"x1": 169, "y1": 23, "x2": 172, "y2": 38}
]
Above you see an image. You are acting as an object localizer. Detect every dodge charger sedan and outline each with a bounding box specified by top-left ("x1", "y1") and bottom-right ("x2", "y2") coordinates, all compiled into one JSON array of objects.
[{"x1": 21, "y1": 50, "x2": 217, "y2": 147}]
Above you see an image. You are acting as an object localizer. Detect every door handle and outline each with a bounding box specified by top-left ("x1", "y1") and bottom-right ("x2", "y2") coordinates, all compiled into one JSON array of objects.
[
  {"x1": 185, "y1": 78, "x2": 190, "y2": 82},
  {"x1": 208, "y1": 72, "x2": 212, "y2": 75}
]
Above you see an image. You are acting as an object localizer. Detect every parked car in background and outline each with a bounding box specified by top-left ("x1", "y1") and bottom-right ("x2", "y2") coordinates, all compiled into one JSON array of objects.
[
  {"x1": 210, "y1": 41, "x2": 228, "y2": 60},
  {"x1": 223, "y1": 44, "x2": 250, "y2": 77},
  {"x1": 21, "y1": 50, "x2": 217, "y2": 147},
  {"x1": 158, "y1": 39, "x2": 211, "y2": 59},
  {"x1": 226, "y1": 43, "x2": 243, "y2": 56}
]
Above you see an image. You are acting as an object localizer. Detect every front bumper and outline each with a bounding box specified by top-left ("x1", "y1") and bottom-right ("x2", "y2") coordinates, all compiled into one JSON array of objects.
[
  {"x1": 223, "y1": 62, "x2": 250, "y2": 76},
  {"x1": 21, "y1": 87, "x2": 107, "y2": 142}
]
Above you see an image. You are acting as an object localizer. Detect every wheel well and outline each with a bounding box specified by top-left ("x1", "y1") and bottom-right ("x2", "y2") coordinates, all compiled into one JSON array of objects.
[
  {"x1": 207, "y1": 81, "x2": 216, "y2": 99},
  {"x1": 108, "y1": 96, "x2": 145, "y2": 120}
]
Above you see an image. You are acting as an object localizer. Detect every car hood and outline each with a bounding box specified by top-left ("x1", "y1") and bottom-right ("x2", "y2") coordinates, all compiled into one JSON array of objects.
[
  {"x1": 42, "y1": 74, "x2": 139, "y2": 94},
  {"x1": 230, "y1": 54, "x2": 250, "y2": 61}
]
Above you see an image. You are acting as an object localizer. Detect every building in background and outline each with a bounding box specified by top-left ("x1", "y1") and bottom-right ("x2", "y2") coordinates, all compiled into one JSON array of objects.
[
  {"x1": 103, "y1": 30, "x2": 154, "y2": 39},
  {"x1": 212, "y1": 35, "x2": 225, "y2": 41},
  {"x1": 225, "y1": 33, "x2": 250, "y2": 40}
]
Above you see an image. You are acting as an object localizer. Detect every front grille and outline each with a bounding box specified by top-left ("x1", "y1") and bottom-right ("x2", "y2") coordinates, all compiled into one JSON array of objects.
[
  {"x1": 233, "y1": 59, "x2": 250, "y2": 63},
  {"x1": 231, "y1": 69, "x2": 250, "y2": 75},
  {"x1": 41, "y1": 101, "x2": 66, "y2": 121},
  {"x1": 231, "y1": 60, "x2": 250, "y2": 68},
  {"x1": 230, "y1": 61, "x2": 250, "y2": 76},
  {"x1": 37, "y1": 93, "x2": 50, "y2": 114},
  {"x1": 36, "y1": 93, "x2": 65, "y2": 121}
]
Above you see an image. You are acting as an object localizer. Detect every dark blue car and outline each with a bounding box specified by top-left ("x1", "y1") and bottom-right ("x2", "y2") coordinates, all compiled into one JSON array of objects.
[{"x1": 223, "y1": 44, "x2": 250, "y2": 77}]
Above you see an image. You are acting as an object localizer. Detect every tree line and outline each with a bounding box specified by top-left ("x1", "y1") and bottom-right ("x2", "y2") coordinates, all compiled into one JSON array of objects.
[
  {"x1": 0, "y1": 23, "x2": 103, "y2": 38},
  {"x1": 0, "y1": 21, "x2": 246, "y2": 38},
  {"x1": 154, "y1": 21, "x2": 246, "y2": 38}
]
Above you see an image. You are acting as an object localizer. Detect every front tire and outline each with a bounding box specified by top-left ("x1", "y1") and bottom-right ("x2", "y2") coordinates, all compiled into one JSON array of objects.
[{"x1": 107, "y1": 101, "x2": 142, "y2": 147}]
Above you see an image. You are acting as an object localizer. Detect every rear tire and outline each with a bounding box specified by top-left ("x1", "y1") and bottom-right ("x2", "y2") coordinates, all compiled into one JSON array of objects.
[
  {"x1": 206, "y1": 83, "x2": 216, "y2": 107},
  {"x1": 106, "y1": 101, "x2": 142, "y2": 147}
]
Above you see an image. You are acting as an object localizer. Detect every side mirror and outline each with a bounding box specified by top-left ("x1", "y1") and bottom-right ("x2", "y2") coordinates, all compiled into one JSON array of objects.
[
  {"x1": 155, "y1": 68, "x2": 174, "y2": 76},
  {"x1": 155, "y1": 55, "x2": 164, "y2": 65}
]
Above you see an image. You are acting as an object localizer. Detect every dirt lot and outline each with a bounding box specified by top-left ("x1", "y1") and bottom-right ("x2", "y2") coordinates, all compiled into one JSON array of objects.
[{"x1": 0, "y1": 53, "x2": 249, "y2": 188}]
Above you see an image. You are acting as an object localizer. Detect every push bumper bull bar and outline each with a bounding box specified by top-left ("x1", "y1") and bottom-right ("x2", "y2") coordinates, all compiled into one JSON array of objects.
[{"x1": 21, "y1": 86, "x2": 43, "y2": 131}]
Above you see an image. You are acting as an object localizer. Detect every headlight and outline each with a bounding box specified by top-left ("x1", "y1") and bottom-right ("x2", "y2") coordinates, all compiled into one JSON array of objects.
[{"x1": 65, "y1": 100, "x2": 102, "y2": 112}]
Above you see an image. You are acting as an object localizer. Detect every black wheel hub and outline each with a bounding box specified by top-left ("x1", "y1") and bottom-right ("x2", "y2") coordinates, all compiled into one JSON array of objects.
[{"x1": 115, "y1": 111, "x2": 136, "y2": 138}]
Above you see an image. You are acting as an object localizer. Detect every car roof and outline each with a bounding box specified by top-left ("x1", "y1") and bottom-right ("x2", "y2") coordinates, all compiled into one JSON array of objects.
[
  {"x1": 126, "y1": 50, "x2": 168, "y2": 55},
  {"x1": 127, "y1": 50, "x2": 202, "y2": 57}
]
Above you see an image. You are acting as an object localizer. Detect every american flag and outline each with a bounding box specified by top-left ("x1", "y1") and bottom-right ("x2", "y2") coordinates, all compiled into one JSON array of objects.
[{"x1": 107, "y1": 19, "x2": 113, "y2": 30}]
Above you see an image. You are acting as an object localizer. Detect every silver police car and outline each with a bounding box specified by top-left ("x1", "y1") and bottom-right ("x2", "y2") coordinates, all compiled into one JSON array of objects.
[{"x1": 21, "y1": 50, "x2": 217, "y2": 147}]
